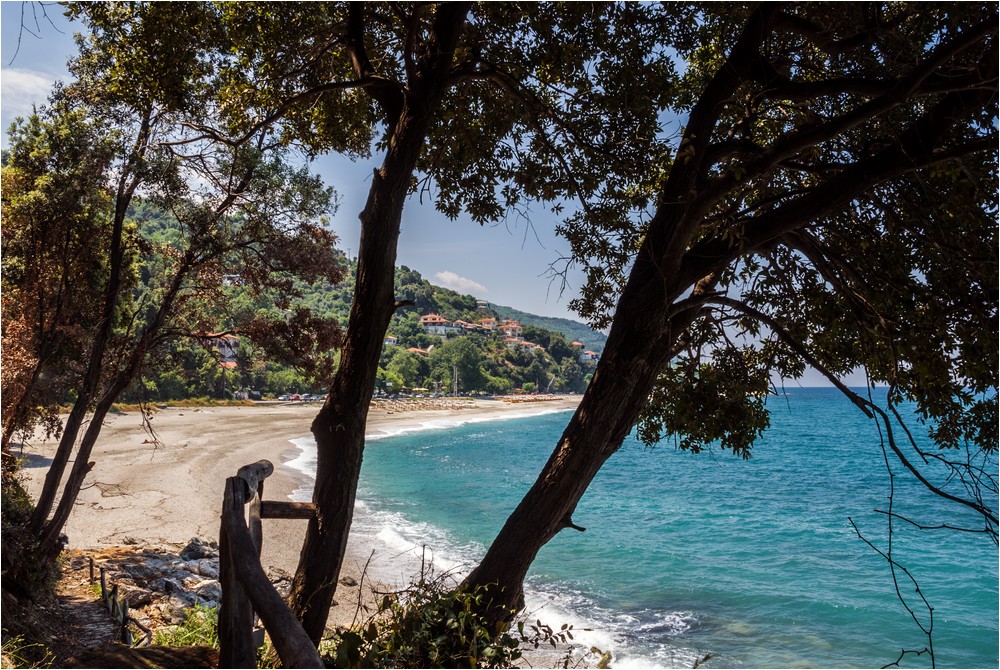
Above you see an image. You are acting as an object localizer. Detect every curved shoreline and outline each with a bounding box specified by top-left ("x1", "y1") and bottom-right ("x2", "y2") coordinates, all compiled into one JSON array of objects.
[{"x1": 18, "y1": 396, "x2": 580, "y2": 630}]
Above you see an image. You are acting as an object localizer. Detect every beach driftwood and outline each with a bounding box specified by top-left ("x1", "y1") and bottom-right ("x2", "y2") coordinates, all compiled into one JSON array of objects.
[{"x1": 219, "y1": 460, "x2": 322, "y2": 668}]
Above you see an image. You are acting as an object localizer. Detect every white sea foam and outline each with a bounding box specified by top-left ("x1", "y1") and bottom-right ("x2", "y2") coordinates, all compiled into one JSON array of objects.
[
  {"x1": 278, "y1": 415, "x2": 694, "y2": 668},
  {"x1": 365, "y1": 405, "x2": 573, "y2": 441}
]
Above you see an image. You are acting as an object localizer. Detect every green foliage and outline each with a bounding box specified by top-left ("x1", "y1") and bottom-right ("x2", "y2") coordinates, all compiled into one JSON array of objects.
[
  {"x1": 637, "y1": 343, "x2": 774, "y2": 458},
  {"x1": 1, "y1": 97, "x2": 117, "y2": 443},
  {"x1": 1, "y1": 475, "x2": 60, "y2": 597},
  {"x1": 153, "y1": 604, "x2": 219, "y2": 648},
  {"x1": 324, "y1": 580, "x2": 521, "y2": 669},
  {"x1": 120, "y1": 248, "x2": 593, "y2": 398},
  {"x1": 322, "y1": 575, "x2": 605, "y2": 669}
]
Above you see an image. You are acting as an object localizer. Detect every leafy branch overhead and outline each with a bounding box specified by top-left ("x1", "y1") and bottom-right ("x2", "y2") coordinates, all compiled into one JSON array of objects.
[
  {"x1": 558, "y1": 3, "x2": 997, "y2": 460},
  {"x1": 464, "y1": 2, "x2": 997, "y2": 621}
]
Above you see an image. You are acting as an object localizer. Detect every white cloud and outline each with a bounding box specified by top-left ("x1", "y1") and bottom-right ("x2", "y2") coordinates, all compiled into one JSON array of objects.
[
  {"x1": 1, "y1": 67, "x2": 56, "y2": 117},
  {"x1": 433, "y1": 271, "x2": 488, "y2": 295}
]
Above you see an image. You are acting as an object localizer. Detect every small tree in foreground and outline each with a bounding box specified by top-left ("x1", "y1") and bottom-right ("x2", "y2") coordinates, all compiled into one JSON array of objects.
[{"x1": 3, "y1": 13, "x2": 344, "y2": 578}]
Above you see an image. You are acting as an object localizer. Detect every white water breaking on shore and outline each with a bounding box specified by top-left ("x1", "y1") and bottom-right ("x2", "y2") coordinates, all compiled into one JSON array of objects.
[{"x1": 278, "y1": 407, "x2": 696, "y2": 668}]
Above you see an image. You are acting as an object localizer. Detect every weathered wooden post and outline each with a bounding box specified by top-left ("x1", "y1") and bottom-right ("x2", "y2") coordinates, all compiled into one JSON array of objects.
[
  {"x1": 219, "y1": 477, "x2": 256, "y2": 668},
  {"x1": 219, "y1": 459, "x2": 322, "y2": 668},
  {"x1": 121, "y1": 599, "x2": 133, "y2": 646}
]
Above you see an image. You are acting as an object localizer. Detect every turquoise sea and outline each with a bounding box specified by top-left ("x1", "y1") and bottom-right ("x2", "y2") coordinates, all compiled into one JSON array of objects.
[{"x1": 287, "y1": 388, "x2": 998, "y2": 668}]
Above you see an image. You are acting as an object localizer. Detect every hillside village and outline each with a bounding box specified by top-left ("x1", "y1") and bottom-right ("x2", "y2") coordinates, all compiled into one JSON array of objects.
[
  {"x1": 373, "y1": 309, "x2": 599, "y2": 396},
  {"x1": 103, "y1": 218, "x2": 606, "y2": 402},
  {"x1": 386, "y1": 314, "x2": 601, "y2": 364}
]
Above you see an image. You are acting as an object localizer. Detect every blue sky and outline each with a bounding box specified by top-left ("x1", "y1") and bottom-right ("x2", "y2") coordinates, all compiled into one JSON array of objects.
[{"x1": 1, "y1": 4, "x2": 586, "y2": 321}]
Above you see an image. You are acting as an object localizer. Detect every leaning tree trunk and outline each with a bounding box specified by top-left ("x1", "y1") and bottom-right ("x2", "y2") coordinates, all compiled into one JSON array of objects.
[
  {"x1": 459, "y1": 256, "x2": 686, "y2": 621},
  {"x1": 289, "y1": 6, "x2": 471, "y2": 642},
  {"x1": 27, "y1": 203, "x2": 130, "y2": 535},
  {"x1": 27, "y1": 110, "x2": 152, "y2": 534}
]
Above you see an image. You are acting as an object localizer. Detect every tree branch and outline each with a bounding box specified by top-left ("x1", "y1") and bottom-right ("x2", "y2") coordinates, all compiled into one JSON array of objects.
[
  {"x1": 347, "y1": 2, "x2": 405, "y2": 129},
  {"x1": 679, "y1": 79, "x2": 998, "y2": 290}
]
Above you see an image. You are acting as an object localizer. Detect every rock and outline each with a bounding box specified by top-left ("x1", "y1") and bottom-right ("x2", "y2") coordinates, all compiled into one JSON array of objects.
[
  {"x1": 121, "y1": 587, "x2": 153, "y2": 609},
  {"x1": 339, "y1": 576, "x2": 358, "y2": 587},
  {"x1": 268, "y1": 566, "x2": 292, "y2": 582},
  {"x1": 179, "y1": 538, "x2": 217, "y2": 561},
  {"x1": 159, "y1": 604, "x2": 187, "y2": 625},
  {"x1": 184, "y1": 559, "x2": 219, "y2": 579},
  {"x1": 192, "y1": 580, "x2": 222, "y2": 604},
  {"x1": 120, "y1": 562, "x2": 162, "y2": 585}
]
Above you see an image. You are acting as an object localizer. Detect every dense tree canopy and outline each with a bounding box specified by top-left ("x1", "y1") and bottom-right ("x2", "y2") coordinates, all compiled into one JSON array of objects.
[{"x1": 1, "y1": 100, "x2": 115, "y2": 455}]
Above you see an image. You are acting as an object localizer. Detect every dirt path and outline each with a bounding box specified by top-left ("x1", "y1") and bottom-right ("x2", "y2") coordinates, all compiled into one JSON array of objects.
[{"x1": 52, "y1": 552, "x2": 121, "y2": 661}]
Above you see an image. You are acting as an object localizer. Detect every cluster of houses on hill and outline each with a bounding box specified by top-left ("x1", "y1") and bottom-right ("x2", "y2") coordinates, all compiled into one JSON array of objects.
[{"x1": 383, "y1": 313, "x2": 601, "y2": 363}]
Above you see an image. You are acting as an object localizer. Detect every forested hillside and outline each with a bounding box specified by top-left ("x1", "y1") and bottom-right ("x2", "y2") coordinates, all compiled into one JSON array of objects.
[{"x1": 127, "y1": 207, "x2": 599, "y2": 401}]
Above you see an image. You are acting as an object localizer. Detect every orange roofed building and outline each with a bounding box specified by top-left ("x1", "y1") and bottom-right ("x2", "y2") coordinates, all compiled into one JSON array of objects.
[{"x1": 499, "y1": 319, "x2": 523, "y2": 340}]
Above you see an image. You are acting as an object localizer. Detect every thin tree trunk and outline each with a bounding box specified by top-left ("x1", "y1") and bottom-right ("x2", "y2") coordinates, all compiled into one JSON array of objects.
[
  {"x1": 289, "y1": 3, "x2": 472, "y2": 644},
  {"x1": 27, "y1": 230, "x2": 127, "y2": 533},
  {"x1": 28, "y1": 110, "x2": 152, "y2": 533}
]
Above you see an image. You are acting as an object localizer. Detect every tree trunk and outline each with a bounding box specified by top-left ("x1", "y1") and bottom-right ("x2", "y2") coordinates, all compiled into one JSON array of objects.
[
  {"x1": 460, "y1": 261, "x2": 681, "y2": 620},
  {"x1": 288, "y1": 160, "x2": 408, "y2": 639},
  {"x1": 27, "y1": 222, "x2": 128, "y2": 534},
  {"x1": 39, "y1": 374, "x2": 132, "y2": 554},
  {"x1": 289, "y1": 4, "x2": 472, "y2": 643},
  {"x1": 27, "y1": 111, "x2": 152, "y2": 534}
]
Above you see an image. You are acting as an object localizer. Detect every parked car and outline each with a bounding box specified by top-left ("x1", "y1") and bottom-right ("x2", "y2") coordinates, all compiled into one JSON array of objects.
[{"x1": 278, "y1": 394, "x2": 290, "y2": 401}]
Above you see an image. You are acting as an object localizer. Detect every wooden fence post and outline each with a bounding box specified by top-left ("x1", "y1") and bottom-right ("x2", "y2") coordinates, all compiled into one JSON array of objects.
[
  {"x1": 121, "y1": 599, "x2": 133, "y2": 646},
  {"x1": 218, "y1": 460, "x2": 322, "y2": 668},
  {"x1": 219, "y1": 477, "x2": 256, "y2": 668}
]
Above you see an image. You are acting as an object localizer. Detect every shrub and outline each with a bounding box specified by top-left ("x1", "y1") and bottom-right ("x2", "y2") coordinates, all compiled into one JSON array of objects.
[
  {"x1": 1, "y1": 475, "x2": 60, "y2": 597},
  {"x1": 153, "y1": 604, "x2": 219, "y2": 648},
  {"x1": 0, "y1": 634, "x2": 54, "y2": 668},
  {"x1": 323, "y1": 577, "x2": 521, "y2": 669},
  {"x1": 322, "y1": 574, "x2": 596, "y2": 669}
]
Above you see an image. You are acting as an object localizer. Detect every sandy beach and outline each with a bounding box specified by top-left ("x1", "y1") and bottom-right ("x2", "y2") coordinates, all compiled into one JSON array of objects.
[{"x1": 16, "y1": 396, "x2": 580, "y2": 630}]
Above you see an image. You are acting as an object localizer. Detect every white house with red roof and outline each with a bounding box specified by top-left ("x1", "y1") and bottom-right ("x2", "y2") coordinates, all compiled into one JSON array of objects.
[
  {"x1": 419, "y1": 313, "x2": 463, "y2": 335},
  {"x1": 499, "y1": 319, "x2": 523, "y2": 340}
]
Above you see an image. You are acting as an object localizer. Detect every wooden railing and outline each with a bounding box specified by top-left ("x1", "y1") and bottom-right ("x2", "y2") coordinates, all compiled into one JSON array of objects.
[
  {"x1": 91, "y1": 556, "x2": 153, "y2": 646},
  {"x1": 218, "y1": 460, "x2": 323, "y2": 668}
]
